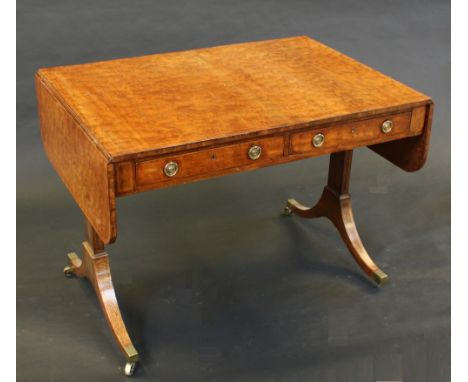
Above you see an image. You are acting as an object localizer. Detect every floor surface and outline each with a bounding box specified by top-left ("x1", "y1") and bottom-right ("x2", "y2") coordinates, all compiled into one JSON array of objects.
[{"x1": 17, "y1": 0, "x2": 450, "y2": 380}]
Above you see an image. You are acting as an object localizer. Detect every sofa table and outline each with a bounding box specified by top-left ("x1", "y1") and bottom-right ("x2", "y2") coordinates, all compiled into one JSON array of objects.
[{"x1": 35, "y1": 36, "x2": 433, "y2": 376}]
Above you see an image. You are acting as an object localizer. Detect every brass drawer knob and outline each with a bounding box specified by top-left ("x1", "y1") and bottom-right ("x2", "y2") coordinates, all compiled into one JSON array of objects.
[
  {"x1": 381, "y1": 119, "x2": 393, "y2": 133},
  {"x1": 164, "y1": 161, "x2": 179, "y2": 177},
  {"x1": 312, "y1": 133, "x2": 325, "y2": 148},
  {"x1": 248, "y1": 145, "x2": 262, "y2": 160}
]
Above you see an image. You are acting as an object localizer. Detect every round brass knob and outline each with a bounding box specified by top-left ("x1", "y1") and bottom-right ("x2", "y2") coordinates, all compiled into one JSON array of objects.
[
  {"x1": 164, "y1": 161, "x2": 179, "y2": 177},
  {"x1": 312, "y1": 133, "x2": 325, "y2": 148},
  {"x1": 381, "y1": 120, "x2": 393, "y2": 133},
  {"x1": 248, "y1": 145, "x2": 262, "y2": 160}
]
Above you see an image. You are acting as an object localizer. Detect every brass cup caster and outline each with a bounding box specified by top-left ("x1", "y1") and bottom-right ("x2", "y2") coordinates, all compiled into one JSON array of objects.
[
  {"x1": 283, "y1": 205, "x2": 293, "y2": 216},
  {"x1": 63, "y1": 265, "x2": 74, "y2": 278},
  {"x1": 124, "y1": 362, "x2": 137, "y2": 377}
]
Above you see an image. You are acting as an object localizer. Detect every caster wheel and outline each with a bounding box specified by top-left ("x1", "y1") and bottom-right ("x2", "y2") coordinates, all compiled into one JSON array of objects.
[
  {"x1": 283, "y1": 205, "x2": 293, "y2": 216},
  {"x1": 63, "y1": 265, "x2": 74, "y2": 278},
  {"x1": 124, "y1": 362, "x2": 137, "y2": 377}
]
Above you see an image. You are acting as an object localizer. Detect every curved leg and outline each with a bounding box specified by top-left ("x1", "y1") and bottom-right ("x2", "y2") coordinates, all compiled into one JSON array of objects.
[
  {"x1": 284, "y1": 151, "x2": 388, "y2": 286},
  {"x1": 64, "y1": 220, "x2": 139, "y2": 376}
]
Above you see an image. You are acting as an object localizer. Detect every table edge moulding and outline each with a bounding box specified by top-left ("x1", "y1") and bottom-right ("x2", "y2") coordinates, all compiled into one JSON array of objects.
[{"x1": 35, "y1": 35, "x2": 434, "y2": 376}]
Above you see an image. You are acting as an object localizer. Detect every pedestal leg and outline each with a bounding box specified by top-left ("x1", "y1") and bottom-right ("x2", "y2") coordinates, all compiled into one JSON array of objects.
[
  {"x1": 284, "y1": 150, "x2": 388, "y2": 286},
  {"x1": 63, "y1": 220, "x2": 139, "y2": 376}
]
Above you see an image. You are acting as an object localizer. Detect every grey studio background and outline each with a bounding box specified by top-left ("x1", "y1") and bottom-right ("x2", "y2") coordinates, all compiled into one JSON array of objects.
[{"x1": 17, "y1": 1, "x2": 450, "y2": 381}]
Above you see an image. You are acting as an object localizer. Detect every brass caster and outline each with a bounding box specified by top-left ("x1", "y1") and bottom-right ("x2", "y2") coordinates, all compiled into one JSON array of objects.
[
  {"x1": 373, "y1": 269, "x2": 389, "y2": 287},
  {"x1": 283, "y1": 205, "x2": 293, "y2": 216},
  {"x1": 124, "y1": 362, "x2": 137, "y2": 377},
  {"x1": 63, "y1": 265, "x2": 74, "y2": 278}
]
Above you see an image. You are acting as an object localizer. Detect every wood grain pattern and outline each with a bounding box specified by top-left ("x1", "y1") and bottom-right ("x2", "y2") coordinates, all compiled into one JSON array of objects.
[
  {"x1": 36, "y1": 36, "x2": 434, "y2": 373},
  {"x1": 136, "y1": 136, "x2": 284, "y2": 189},
  {"x1": 289, "y1": 110, "x2": 412, "y2": 155},
  {"x1": 115, "y1": 107, "x2": 428, "y2": 196},
  {"x1": 36, "y1": 36, "x2": 432, "y2": 162},
  {"x1": 115, "y1": 161, "x2": 136, "y2": 195},
  {"x1": 369, "y1": 102, "x2": 434, "y2": 171},
  {"x1": 36, "y1": 36, "x2": 434, "y2": 241},
  {"x1": 409, "y1": 105, "x2": 426, "y2": 134},
  {"x1": 65, "y1": 220, "x2": 138, "y2": 363},
  {"x1": 286, "y1": 151, "x2": 388, "y2": 285},
  {"x1": 35, "y1": 75, "x2": 117, "y2": 244}
]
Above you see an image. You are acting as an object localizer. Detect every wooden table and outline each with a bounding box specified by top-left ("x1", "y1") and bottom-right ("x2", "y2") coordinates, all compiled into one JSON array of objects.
[{"x1": 35, "y1": 36, "x2": 433, "y2": 376}]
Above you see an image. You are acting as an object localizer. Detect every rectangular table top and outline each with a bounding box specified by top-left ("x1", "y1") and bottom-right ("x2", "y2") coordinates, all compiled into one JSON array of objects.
[{"x1": 36, "y1": 36, "x2": 430, "y2": 161}]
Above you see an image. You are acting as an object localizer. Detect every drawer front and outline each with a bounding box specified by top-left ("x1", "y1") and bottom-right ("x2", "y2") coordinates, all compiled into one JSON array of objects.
[
  {"x1": 136, "y1": 136, "x2": 284, "y2": 188},
  {"x1": 290, "y1": 111, "x2": 412, "y2": 155}
]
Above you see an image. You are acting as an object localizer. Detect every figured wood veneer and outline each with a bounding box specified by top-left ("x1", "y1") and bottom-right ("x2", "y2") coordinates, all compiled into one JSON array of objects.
[
  {"x1": 289, "y1": 111, "x2": 413, "y2": 155},
  {"x1": 36, "y1": 35, "x2": 433, "y2": 242},
  {"x1": 36, "y1": 36, "x2": 431, "y2": 161},
  {"x1": 36, "y1": 77, "x2": 116, "y2": 243},
  {"x1": 369, "y1": 103, "x2": 434, "y2": 171},
  {"x1": 286, "y1": 151, "x2": 388, "y2": 285},
  {"x1": 136, "y1": 136, "x2": 284, "y2": 190},
  {"x1": 36, "y1": 36, "x2": 435, "y2": 374}
]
